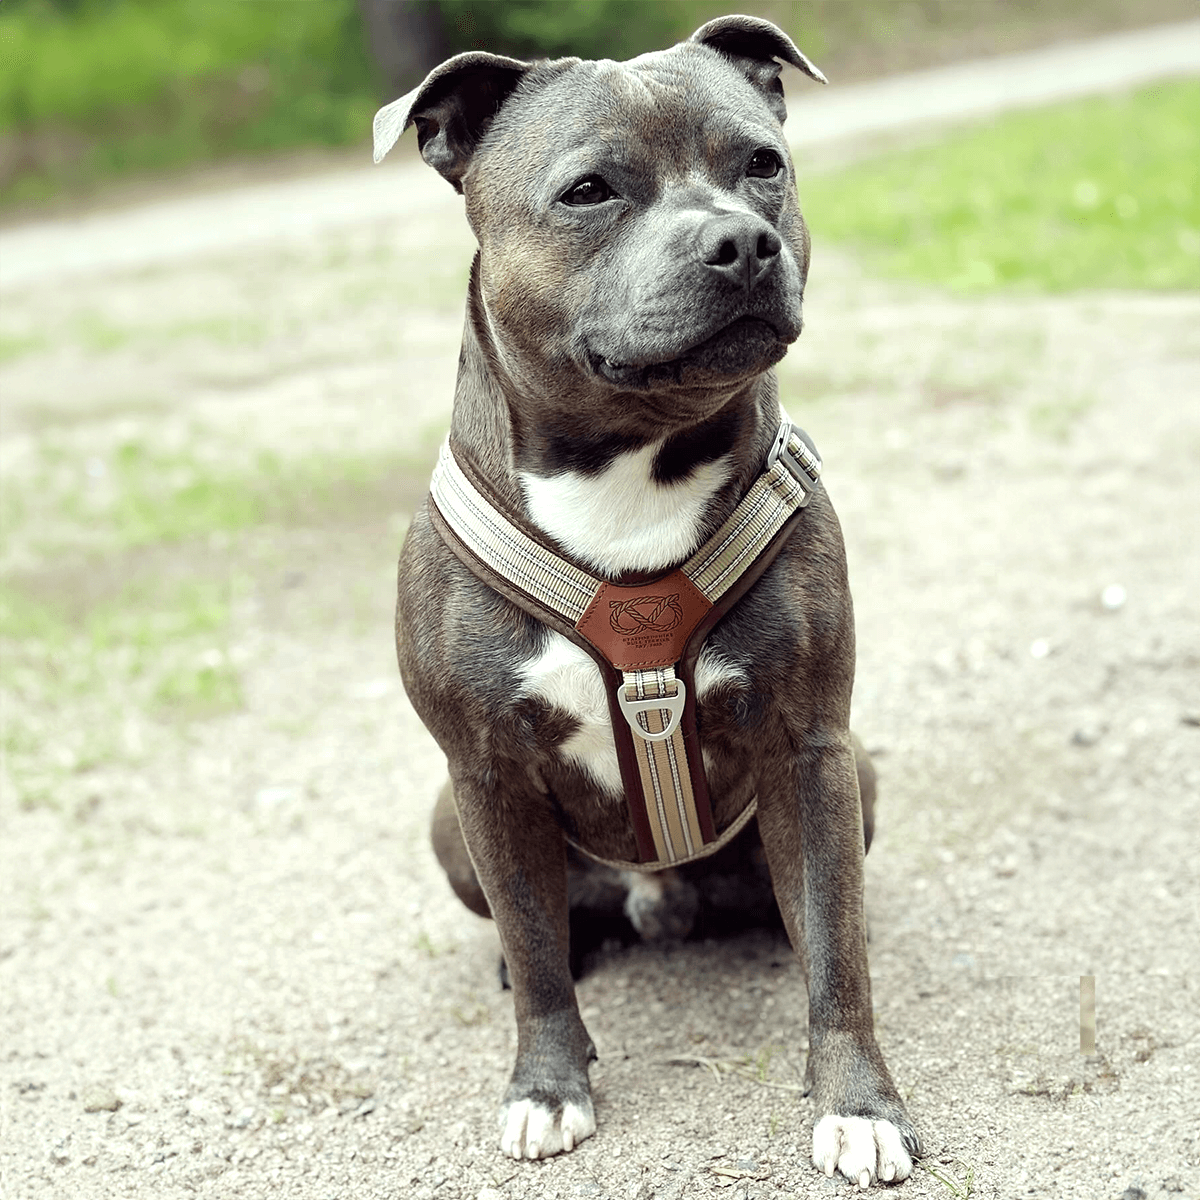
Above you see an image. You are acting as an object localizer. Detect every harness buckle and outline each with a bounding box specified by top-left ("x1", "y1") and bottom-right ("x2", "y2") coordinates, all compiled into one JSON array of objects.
[
  {"x1": 766, "y1": 423, "x2": 820, "y2": 506},
  {"x1": 616, "y1": 679, "x2": 687, "y2": 742}
]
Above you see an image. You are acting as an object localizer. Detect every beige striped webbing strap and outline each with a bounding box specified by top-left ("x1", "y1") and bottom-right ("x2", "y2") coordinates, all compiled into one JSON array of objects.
[{"x1": 429, "y1": 420, "x2": 821, "y2": 869}]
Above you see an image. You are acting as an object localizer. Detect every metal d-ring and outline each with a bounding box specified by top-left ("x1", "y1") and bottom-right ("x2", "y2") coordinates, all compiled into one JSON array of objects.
[
  {"x1": 766, "y1": 422, "x2": 820, "y2": 504},
  {"x1": 616, "y1": 679, "x2": 687, "y2": 742}
]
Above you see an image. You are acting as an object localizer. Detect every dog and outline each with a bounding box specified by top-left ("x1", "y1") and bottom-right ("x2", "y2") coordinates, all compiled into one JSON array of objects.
[{"x1": 374, "y1": 14, "x2": 922, "y2": 1188}]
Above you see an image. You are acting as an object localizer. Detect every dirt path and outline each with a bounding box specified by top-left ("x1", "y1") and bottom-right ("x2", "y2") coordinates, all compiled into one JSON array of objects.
[
  {"x1": 2, "y1": 26, "x2": 1199, "y2": 1200},
  {"x1": 2, "y1": 19, "x2": 1198, "y2": 287}
]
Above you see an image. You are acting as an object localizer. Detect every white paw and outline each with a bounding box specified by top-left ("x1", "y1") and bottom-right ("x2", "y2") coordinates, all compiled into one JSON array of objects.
[
  {"x1": 812, "y1": 1114, "x2": 913, "y2": 1188},
  {"x1": 499, "y1": 1096, "x2": 596, "y2": 1159}
]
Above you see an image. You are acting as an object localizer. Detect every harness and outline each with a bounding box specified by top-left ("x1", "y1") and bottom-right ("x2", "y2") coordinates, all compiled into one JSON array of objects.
[{"x1": 427, "y1": 418, "x2": 822, "y2": 871}]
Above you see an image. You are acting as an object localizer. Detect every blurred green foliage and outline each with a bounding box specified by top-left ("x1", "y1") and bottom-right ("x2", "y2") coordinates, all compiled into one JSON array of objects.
[
  {"x1": 1, "y1": 0, "x2": 374, "y2": 126},
  {"x1": 438, "y1": 0, "x2": 706, "y2": 61},
  {"x1": 801, "y1": 81, "x2": 1200, "y2": 292},
  {"x1": 1, "y1": 0, "x2": 1194, "y2": 293},
  {"x1": 0, "y1": 0, "x2": 741, "y2": 203},
  {"x1": 0, "y1": 0, "x2": 378, "y2": 203}
]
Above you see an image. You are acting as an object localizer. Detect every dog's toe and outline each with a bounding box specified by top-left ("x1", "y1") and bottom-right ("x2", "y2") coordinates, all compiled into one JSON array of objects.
[
  {"x1": 873, "y1": 1118, "x2": 912, "y2": 1183},
  {"x1": 812, "y1": 1114, "x2": 913, "y2": 1188},
  {"x1": 499, "y1": 1096, "x2": 595, "y2": 1159}
]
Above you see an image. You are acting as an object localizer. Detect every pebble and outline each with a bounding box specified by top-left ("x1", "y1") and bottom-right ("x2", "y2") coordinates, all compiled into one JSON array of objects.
[
  {"x1": 993, "y1": 854, "x2": 1018, "y2": 877},
  {"x1": 1101, "y1": 583, "x2": 1127, "y2": 610},
  {"x1": 254, "y1": 785, "x2": 299, "y2": 810},
  {"x1": 82, "y1": 1086, "x2": 122, "y2": 1113}
]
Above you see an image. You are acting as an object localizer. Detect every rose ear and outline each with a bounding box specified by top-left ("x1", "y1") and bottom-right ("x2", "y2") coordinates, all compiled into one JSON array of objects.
[
  {"x1": 372, "y1": 51, "x2": 528, "y2": 191},
  {"x1": 690, "y1": 14, "x2": 825, "y2": 123}
]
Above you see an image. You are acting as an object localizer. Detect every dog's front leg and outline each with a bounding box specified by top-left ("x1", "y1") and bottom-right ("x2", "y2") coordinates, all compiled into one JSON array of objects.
[
  {"x1": 450, "y1": 770, "x2": 597, "y2": 1159},
  {"x1": 757, "y1": 735, "x2": 921, "y2": 1188}
]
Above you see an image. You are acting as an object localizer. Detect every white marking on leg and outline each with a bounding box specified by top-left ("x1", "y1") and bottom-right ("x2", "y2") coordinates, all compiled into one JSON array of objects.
[
  {"x1": 873, "y1": 1118, "x2": 911, "y2": 1184},
  {"x1": 499, "y1": 1096, "x2": 595, "y2": 1160},
  {"x1": 518, "y1": 441, "x2": 732, "y2": 576},
  {"x1": 812, "y1": 1114, "x2": 913, "y2": 1188}
]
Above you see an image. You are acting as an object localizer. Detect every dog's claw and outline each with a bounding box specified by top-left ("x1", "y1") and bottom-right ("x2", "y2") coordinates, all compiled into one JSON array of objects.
[
  {"x1": 500, "y1": 1096, "x2": 595, "y2": 1159},
  {"x1": 813, "y1": 1114, "x2": 913, "y2": 1188}
]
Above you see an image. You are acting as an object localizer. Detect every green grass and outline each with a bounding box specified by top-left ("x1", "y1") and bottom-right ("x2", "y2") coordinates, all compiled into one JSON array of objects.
[
  {"x1": 0, "y1": 575, "x2": 244, "y2": 806},
  {"x1": 0, "y1": 331, "x2": 48, "y2": 362},
  {"x1": 0, "y1": 0, "x2": 378, "y2": 205},
  {"x1": 1, "y1": 438, "x2": 416, "y2": 562},
  {"x1": 6, "y1": 0, "x2": 1188, "y2": 208},
  {"x1": 918, "y1": 1159, "x2": 977, "y2": 1198},
  {"x1": 800, "y1": 80, "x2": 1200, "y2": 292},
  {"x1": 0, "y1": 427, "x2": 429, "y2": 803}
]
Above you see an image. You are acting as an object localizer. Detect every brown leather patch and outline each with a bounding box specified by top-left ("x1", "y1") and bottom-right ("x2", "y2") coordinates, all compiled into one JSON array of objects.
[{"x1": 574, "y1": 569, "x2": 712, "y2": 670}]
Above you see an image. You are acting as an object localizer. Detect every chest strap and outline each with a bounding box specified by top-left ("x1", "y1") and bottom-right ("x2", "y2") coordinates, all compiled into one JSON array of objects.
[{"x1": 427, "y1": 419, "x2": 821, "y2": 870}]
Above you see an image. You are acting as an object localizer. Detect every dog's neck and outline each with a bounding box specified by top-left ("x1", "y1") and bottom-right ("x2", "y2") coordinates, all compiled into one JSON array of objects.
[{"x1": 448, "y1": 273, "x2": 783, "y2": 580}]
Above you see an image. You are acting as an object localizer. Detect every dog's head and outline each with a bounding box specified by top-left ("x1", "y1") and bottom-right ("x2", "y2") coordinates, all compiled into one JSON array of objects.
[{"x1": 374, "y1": 16, "x2": 824, "y2": 429}]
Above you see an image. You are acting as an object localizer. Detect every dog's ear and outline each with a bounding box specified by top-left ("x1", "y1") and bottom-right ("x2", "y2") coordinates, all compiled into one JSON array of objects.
[
  {"x1": 690, "y1": 15, "x2": 825, "y2": 123},
  {"x1": 372, "y1": 51, "x2": 528, "y2": 190}
]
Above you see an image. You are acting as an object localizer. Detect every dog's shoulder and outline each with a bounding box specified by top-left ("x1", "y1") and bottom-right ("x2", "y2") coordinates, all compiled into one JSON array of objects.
[{"x1": 396, "y1": 503, "x2": 544, "y2": 740}]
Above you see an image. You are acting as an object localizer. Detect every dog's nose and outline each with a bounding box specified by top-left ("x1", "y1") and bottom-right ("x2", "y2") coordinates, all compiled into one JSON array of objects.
[{"x1": 697, "y1": 213, "x2": 781, "y2": 290}]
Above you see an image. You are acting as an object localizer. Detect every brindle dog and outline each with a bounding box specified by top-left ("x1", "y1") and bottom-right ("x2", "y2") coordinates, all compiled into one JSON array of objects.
[{"x1": 375, "y1": 15, "x2": 922, "y2": 1188}]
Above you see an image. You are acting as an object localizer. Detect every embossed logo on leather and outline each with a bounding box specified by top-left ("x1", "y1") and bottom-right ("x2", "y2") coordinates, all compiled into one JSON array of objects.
[
  {"x1": 607, "y1": 593, "x2": 684, "y2": 636},
  {"x1": 575, "y1": 569, "x2": 713, "y2": 671}
]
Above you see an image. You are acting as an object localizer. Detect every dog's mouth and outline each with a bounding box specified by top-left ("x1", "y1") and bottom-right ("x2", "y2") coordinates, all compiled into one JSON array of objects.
[{"x1": 591, "y1": 315, "x2": 792, "y2": 390}]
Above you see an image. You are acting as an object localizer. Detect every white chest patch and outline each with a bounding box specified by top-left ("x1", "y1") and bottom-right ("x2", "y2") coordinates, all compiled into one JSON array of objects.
[
  {"x1": 518, "y1": 632, "x2": 748, "y2": 797},
  {"x1": 517, "y1": 442, "x2": 732, "y2": 576}
]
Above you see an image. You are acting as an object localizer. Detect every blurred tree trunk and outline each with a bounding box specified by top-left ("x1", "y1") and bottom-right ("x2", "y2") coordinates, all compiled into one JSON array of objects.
[{"x1": 357, "y1": 0, "x2": 448, "y2": 100}]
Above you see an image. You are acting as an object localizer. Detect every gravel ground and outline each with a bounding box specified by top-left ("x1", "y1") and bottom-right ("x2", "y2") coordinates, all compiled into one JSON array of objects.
[{"x1": 2, "y1": 27, "x2": 1199, "y2": 1200}]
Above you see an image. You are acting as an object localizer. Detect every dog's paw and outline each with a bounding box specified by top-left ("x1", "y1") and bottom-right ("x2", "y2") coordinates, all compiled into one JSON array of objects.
[
  {"x1": 622, "y1": 869, "x2": 698, "y2": 942},
  {"x1": 812, "y1": 1114, "x2": 913, "y2": 1188},
  {"x1": 499, "y1": 1095, "x2": 595, "y2": 1159}
]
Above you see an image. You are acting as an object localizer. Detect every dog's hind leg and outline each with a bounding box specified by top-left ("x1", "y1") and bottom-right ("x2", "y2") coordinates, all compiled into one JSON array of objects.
[
  {"x1": 851, "y1": 732, "x2": 876, "y2": 855},
  {"x1": 430, "y1": 780, "x2": 491, "y2": 919}
]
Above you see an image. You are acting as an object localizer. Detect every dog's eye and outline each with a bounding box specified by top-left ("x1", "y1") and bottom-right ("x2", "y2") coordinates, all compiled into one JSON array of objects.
[
  {"x1": 561, "y1": 176, "x2": 615, "y2": 206},
  {"x1": 747, "y1": 149, "x2": 783, "y2": 179}
]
